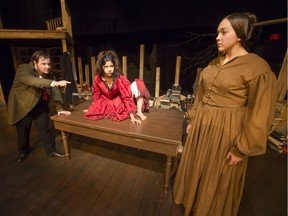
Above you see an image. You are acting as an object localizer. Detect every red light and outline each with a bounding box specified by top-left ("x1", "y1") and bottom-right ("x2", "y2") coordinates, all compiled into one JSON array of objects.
[{"x1": 270, "y1": 34, "x2": 280, "y2": 40}]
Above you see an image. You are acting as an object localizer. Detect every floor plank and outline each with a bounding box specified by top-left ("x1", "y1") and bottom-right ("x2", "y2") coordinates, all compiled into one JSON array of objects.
[{"x1": 0, "y1": 105, "x2": 286, "y2": 216}]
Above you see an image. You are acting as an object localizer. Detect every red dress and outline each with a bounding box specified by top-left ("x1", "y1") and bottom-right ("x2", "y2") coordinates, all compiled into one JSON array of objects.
[{"x1": 84, "y1": 75, "x2": 136, "y2": 121}]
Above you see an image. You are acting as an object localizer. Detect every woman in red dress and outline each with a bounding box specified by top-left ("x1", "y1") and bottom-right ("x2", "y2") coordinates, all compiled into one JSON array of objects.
[{"x1": 83, "y1": 50, "x2": 149, "y2": 124}]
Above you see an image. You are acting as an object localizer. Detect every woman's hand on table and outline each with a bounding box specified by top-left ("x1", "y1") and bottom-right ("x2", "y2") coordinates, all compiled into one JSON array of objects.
[
  {"x1": 57, "y1": 110, "x2": 71, "y2": 116},
  {"x1": 130, "y1": 114, "x2": 141, "y2": 125}
]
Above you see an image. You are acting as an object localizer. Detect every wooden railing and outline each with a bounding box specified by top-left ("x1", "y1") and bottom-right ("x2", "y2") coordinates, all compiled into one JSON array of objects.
[
  {"x1": 60, "y1": 0, "x2": 73, "y2": 37},
  {"x1": 45, "y1": 17, "x2": 63, "y2": 31},
  {"x1": 45, "y1": 0, "x2": 73, "y2": 38}
]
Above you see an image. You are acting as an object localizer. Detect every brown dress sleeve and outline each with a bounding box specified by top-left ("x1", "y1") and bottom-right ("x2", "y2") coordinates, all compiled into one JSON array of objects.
[{"x1": 231, "y1": 71, "x2": 278, "y2": 157}]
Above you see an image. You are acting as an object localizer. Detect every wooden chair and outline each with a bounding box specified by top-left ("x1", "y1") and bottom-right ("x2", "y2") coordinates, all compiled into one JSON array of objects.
[{"x1": 45, "y1": 17, "x2": 64, "y2": 31}]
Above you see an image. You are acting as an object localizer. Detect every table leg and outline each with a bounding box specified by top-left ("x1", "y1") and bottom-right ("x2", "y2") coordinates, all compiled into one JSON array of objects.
[
  {"x1": 170, "y1": 155, "x2": 180, "y2": 180},
  {"x1": 164, "y1": 155, "x2": 172, "y2": 193},
  {"x1": 60, "y1": 130, "x2": 70, "y2": 159}
]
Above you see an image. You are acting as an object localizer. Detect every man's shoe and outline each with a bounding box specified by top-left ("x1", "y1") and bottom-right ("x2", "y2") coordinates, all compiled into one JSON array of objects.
[
  {"x1": 17, "y1": 153, "x2": 27, "y2": 162},
  {"x1": 48, "y1": 151, "x2": 66, "y2": 158}
]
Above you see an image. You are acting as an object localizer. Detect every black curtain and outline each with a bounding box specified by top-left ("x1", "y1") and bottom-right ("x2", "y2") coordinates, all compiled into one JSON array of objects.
[
  {"x1": 0, "y1": 46, "x2": 15, "y2": 104},
  {"x1": 60, "y1": 52, "x2": 78, "y2": 105}
]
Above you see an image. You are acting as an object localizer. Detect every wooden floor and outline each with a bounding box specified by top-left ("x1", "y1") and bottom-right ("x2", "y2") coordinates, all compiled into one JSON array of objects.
[{"x1": 0, "y1": 104, "x2": 287, "y2": 216}]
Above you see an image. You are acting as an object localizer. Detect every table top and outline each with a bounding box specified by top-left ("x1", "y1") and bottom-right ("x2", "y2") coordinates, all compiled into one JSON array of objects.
[{"x1": 51, "y1": 101, "x2": 184, "y2": 151}]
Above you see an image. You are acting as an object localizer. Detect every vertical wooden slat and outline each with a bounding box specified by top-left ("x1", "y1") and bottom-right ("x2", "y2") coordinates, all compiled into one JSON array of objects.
[
  {"x1": 122, "y1": 56, "x2": 127, "y2": 77},
  {"x1": 154, "y1": 67, "x2": 161, "y2": 108},
  {"x1": 45, "y1": 21, "x2": 51, "y2": 30},
  {"x1": 139, "y1": 44, "x2": 144, "y2": 80},
  {"x1": 60, "y1": 0, "x2": 73, "y2": 37},
  {"x1": 0, "y1": 82, "x2": 6, "y2": 104},
  {"x1": 174, "y1": 56, "x2": 181, "y2": 85},
  {"x1": 85, "y1": 64, "x2": 90, "y2": 86},
  {"x1": 60, "y1": 0, "x2": 67, "y2": 29},
  {"x1": 91, "y1": 56, "x2": 96, "y2": 79},
  {"x1": 77, "y1": 57, "x2": 83, "y2": 86},
  {"x1": 277, "y1": 49, "x2": 287, "y2": 101},
  {"x1": 61, "y1": 39, "x2": 67, "y2": 53},
  {"x1": 0, "y1": 16, "x2": 3, "y2": 29},
  {"x1": 155, "y1": 67, "x2": 160, "y2": 98}
]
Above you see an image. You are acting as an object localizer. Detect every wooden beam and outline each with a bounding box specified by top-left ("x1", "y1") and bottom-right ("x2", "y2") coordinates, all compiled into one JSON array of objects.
[
  {"x1": 277, "y1": 49, "x2": 287, "y2": 101},
  {"x1": 0, "y1": 29, "x2": 74, "y2": 46},
  {"x1": 91, "y1": 56, "x2": 96, "y2": 79},
  {"x1": 174, "y1": 56, "x2": 181, "y2": 85},
  {"x1": 154, "y1": 66, "x2": 161, "y2": 108},
  {"x1": 122, "y1": 56, "x2": 127, "y2": 77},
  {"x1": 155, "y1": 67, "x2": 160, "y2": 98},
  {"x1": 139, "y1": 44, "x2": 144, "y2": 80},
  {"x1": 255, "y1": 18, "x2": 288, "y2": 26},
  {"x1": 60, "y1": 0, "x2": 73, "y2": 38},
  {"x1": 85, "y1": 64, "x2": 90, "y2": 86},
  {"x1": 0, "y1": 82, "x2": 6, "y2": 104},
  {"x1": 77, "y1": 57, "x2": 83, "y2": 86},
  {"x1": 61, "y1": 39, "x2": 67, "y2": 53},
  {"x1": 0, "y1": 16, "x2": 3, "y2": 29}
]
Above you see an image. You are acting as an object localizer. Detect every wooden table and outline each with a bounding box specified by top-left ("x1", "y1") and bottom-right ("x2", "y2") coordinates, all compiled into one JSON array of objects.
[{"x1": 50, "y1": 101, "x2": 183, "y2": 192}]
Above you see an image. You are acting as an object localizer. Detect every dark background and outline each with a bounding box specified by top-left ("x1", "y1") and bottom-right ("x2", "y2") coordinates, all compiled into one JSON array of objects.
[
  {"x1": 0, "y1": 0, "x2": 287, "y2": 96},
  {"x1": 0, "y1": 0, "x2": 285, "y2": 33}
]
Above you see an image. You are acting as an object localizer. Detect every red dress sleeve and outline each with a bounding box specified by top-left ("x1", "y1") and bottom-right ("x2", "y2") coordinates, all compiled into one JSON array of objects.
[
  {"x1": 118, "y1": 75, "x2": 136, "y2": 114},
  {"x1": 91, "y1": 75, "x2": 101, "y2": 103}
]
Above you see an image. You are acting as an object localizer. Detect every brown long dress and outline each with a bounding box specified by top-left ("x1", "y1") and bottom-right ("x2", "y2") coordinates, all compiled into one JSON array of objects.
[{"x1": 173, "y1": 53, "x2": 277, "y2": 216}]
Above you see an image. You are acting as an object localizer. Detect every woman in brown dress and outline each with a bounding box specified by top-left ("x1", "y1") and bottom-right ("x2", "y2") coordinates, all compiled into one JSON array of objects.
[{"x1": 173, "y1": 12, "x2": 278, "y2": 216}]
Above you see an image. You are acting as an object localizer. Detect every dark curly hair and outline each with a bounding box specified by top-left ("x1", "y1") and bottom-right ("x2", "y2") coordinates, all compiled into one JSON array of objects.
[{"x1": 95, "y1": 50, "x2": 122, "y2": 77}]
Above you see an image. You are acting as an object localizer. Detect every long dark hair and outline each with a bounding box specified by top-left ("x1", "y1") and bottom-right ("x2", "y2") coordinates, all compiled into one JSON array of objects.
[
  {"x1": 225, "y1": 12, "x2": 257, "y2": 49},
  {"x1": 95, "y1": 50, "x2": 122, "y2": 77}
]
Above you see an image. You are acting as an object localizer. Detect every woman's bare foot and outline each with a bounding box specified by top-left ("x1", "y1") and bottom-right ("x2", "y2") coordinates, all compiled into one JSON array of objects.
[{"x1": 137, "y1": 112, "x2": 147, "y2": 120}]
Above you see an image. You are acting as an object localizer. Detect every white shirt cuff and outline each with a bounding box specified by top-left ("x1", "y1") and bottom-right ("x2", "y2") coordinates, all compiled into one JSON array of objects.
[{"x1": 50, "y1": 81, "x2": 56, "y2": 87}]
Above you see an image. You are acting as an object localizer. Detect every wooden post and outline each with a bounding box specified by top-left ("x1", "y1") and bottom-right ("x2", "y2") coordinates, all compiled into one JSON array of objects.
[
  {"x1": 175, "y1": 56, "x2": 181, "y2": 85},
  {"x1": 85, "y1": 64, "x2": 90, "y2": 87},
  {"x1": 277, "y1": 49, "x2": 287, "y2": 101},
  {"x1": 254, "y1": 18, "x2": 288, "y2": 26},
  {"x1": 154, "y1": 67, "x2": 161, "y2": 107},
  {"x1": 77, "y1": 57, "x2": 83, "y2": 86},
  {"x1": 0, "y1": 16, "x2": 3, "y2": 29},
  {"x1": 0, "y1": 82, "x2": 6, "y2": 104},
  {"x1": 155, "y1": 67, "x2": 160, "y2": 98},
  {"x1": 122, "y1": 56, "x2": 127, "y2": 77},
  {"x1": 139, "y1": 44, "x2": 144, "y2": 80},
  {"x1": 91, "y1": 56, "x2": 96, "y2": 78},
  {"x1": 61, "y1": 39, "x2": 67, "y2": 53}
]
